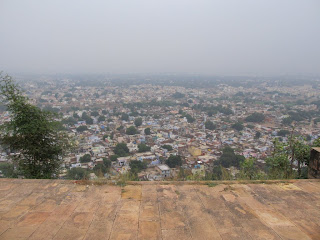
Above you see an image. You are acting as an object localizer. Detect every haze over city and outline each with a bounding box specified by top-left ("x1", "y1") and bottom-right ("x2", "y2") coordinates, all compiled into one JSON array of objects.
[{"x1": 1, "y1": 0, "x2": 320, "y2": 76}]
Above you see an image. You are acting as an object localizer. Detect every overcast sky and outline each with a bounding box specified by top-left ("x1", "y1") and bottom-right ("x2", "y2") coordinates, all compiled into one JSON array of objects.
[{"x1": 0, "y1": 0, "x2": 319, "y2": 76}]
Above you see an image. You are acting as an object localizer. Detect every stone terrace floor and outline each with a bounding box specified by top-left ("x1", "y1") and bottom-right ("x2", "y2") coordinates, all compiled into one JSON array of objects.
[{"x1": 0, "y1": 179, "x2": 320, "y2": 240}]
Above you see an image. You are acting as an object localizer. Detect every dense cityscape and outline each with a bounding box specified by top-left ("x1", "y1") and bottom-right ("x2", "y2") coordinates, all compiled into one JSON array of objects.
[{"x1": 1, "y1": 74, "x2": 319, "y2": 181}]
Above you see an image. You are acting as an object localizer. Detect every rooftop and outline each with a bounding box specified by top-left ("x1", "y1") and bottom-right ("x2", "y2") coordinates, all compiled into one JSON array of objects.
[{"x1": 0, "y1": 179, "x2": 320, "y2": 240}]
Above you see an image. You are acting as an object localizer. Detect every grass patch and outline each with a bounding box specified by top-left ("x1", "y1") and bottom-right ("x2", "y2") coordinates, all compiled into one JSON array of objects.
[{"x1": 207, "y1": 182, "x2": 218, "y2": 188}]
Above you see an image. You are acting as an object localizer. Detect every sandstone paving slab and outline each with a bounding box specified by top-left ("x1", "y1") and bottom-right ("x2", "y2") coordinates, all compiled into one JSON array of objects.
[
  {"x1": 240, "y1": 219, "x2": 282, "y2": 240},
  {"x1": 0, "y1": 179, "x2": 320, "y2": 239},
  {"x1": 271, "y1": 226, "x2": 312, "y2": 240},
  {"x1": 138, "y1": 220, "x2": 161, "y2": 240},
  {"x1": 83, "y1": 220, "x2": 114, "y2": 240},
  {"x1": 52, "y1": 226, "x2": 88, "y2": 240},
  {"x1": 17, "y1": 212, "x2": 50, "y2": 227},
  {"x1": 139, "y1": 203, "x2": 159, "y2": 221},
  {"x1": 218, "y1": 227, "x2": 253, "y2": 240},
  {"x1": 63, "y1": 211, "x2": 94, "y2": 229},
  {"x1": 1, "y1": 205, "x2": 31, "y2": 220},
  {"x1": 0, "y1": 226, "x2": 38, "y2": 240},
  {"x1": 121, "y1": 185, "x2": 142, "y2": 200},
  {"x1": 162, "y1": 228, "x2": 192, "y2": 240},
  {"x1": 28, "y1": 204, "x2": 78, "y2": 240}
]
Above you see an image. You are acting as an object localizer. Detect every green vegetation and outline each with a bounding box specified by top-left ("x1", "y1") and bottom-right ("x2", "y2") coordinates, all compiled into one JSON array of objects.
[
  {"x1": 245, "y1": 112, "x2": 265, "y2": 122},
  {"x1": 76, "y1": 125, "x2": 88, "y2": 132},
  {"x1": 80, "y1": 154, "x2": 91, "y2": 163},
  {"x1": 138, "y1": 144, "x2": 151, "y2": 153},
  {"x1": 205, "y1": 120, "x2": 216, "y2": 130},
  {"x1": 126, "y1": 126, "x2": 138, "y2": 135},
  {"x1": 134, "y1": 117, "x2": 142, "y2": 127},
  {"x1": 66, "y1": 168, "x2": 88, "y2": 180},
  {"x1": 277, "y1": 130, "x2": 290, "y2": 137},
  {"x1": 0, "y1": 162, "x2": 17, "y2": 178},
  {"x1": 144, "y1": 127, "x2": 151, "y2": 135},
  {"x1": 166, "y1": 155, "x2": 182, "y2": 168},
  {"x1": 98, "y1": 115, "x2": 105, "y2": 122},
  {"x1": 231, "y1": 122, "x2": 244, "y2": 131},
  {"x1": 121, "y1": 113, "x2": 129, "y2": 121},
  {"x1": 129, "y1": 160, "x2": 147, "y2": 174},
  {"x1": 162, "y1": 145, "x2": 173, "y2": 151},
  {"x1": 215, "y1": 146, "x2": 245, "y2": 168},
  {"x1": 114, "y1": 143, "x2": 129, "y2": 157},
  {"x1": 0, "y1": 74, "x2": 70, "y2": 179}
]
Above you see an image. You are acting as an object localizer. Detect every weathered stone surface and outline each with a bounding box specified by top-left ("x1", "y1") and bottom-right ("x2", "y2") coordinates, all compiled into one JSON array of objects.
[{"x1": 0, "y1": 179, "x2": 320, "y2": 240}]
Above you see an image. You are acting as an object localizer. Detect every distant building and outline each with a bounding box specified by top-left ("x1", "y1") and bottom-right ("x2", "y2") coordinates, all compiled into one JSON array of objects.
[
  {"x1": 156, "y1": 164, "x2": 171, "y2": 178},
  {"x1": 309, "y1": 147, "x2": 320, "y2": 179}
]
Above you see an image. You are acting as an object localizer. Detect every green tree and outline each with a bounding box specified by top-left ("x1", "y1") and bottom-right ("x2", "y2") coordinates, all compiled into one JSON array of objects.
[
  {"x1": 186, "y1": 114, "x2": 195, "y2": 123},
  {"x1": 80, "y1": 154, "x2": 91, "y2": 163},
  {"x1": 232, "y1": 122, "x2": 243, "y2": 131},
  {"x1": 129, "y1": 160, "x2": 147, "y2": 174},
  {"x1": 126, "y1": 126, "x2": 137, "y2": 135},
  {"x1": 98, "y1": 115, "x2": 105, "y2": 122},
  {"x1": 166, "y1": 155, "x2": 182, "y2": 168},
  {"x1": 114, "y1": 143, "x2": 129, "y2": 157},
  {"x1": 245, "y1": 112, "x2": 265, "y2": 123},
  {"x1": 282, "y1": 117, "x2": 293, "y2": 125},
  {"x1": 138, "y1": 144, "x2": 151, "y2": 153},
  {"x1": 0, "y1": 162, "x2": 17, "y2": 178},
  {"x1": 76, "y1": 125, "x2": 88, "y2": 132},
  {"x1": 0, "y1": 74, "x2": 70, "y2": 179},
  {"x1": 91, "y1": 111, "x2": 99, "y2": 117},
  {"x1": 134, "y1": 117, "x2": 143, "y2": 127},
  {"x1": 215, "y1": 147, "x2": 245, "y2": 168},
  {"x1": 121, "y1": 113, "x2": 129, "y2": 121},
  {"x1": 110, "y1": 155, "x2": 119, "y2": 162},
  {"x1": 239, "y1": 158, "x2": 258, "y2": 180},
  {"x1": 205, "y1": 120, "x2": 216, "y2": 130},
  {"x1": 266, "y1": 139, "x2": 291, "y2": 179},
  {"x1": 162, "y1": 145, "x2": 173, "y2": 151},
  {"x1": 66, "y1": 168, "x2": 88, "y2": 180},
  {"x1": 277, "y1": 130, "x2": 290, "y2": 137},
  {"x1": 254, "y1": 131, "x2": 261, "y2": 139},
  {"x1": 144, "y1": 127, "x2": 151, "y2": 135}
]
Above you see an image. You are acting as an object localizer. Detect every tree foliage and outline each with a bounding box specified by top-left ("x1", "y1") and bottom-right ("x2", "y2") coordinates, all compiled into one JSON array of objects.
[
  {"x1": 144, "y1": 127, "x2": 151, "y2": 135},
  {"x1": 245, "y1": 112, "x2": 265, "y2": 122},
  {"x1": 205, "y1": 120, "x2": 216, "y2": 130},
  {"x1": 231, "y1": 122, "x2": 243, "y2": 131},
  {"x1": 0, "y1": 74, "x2": 70, "y2": 179},
  {"x1": 134, "y1": 117, "x2": 142, "y2": 127},
  {"x1": 162, "y1": 145, "x2": 173, "y2": 151},
  {"x1": 166, "y1": 155, "x2": 182, "y2": 168},
  {"x1": 129, "y1": 160, "x2": 147, "y2": 174},
  {"x1": 79, "y1": 153, "x2": 91, "y2": 163},
  {"x1": 138, "y1": 144, "x2": 151, "y2": 153},
  {"x1": 114, "y1": 143, "x2": 129, "y2": 157},
  {"x1": 215, "y1": 146, "x2": 245, "y2": 168},
  {"x1": 126, "y1": 126, "x2": 137, "y2": 135},
  {"x1": 66, "y1": 167, "x2": 88, "y2": 180}
]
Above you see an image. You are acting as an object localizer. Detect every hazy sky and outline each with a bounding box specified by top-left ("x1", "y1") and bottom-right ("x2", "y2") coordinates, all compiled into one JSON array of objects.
[{"x1": 0, "y1": 0, "x2": 319, "y2": 75}]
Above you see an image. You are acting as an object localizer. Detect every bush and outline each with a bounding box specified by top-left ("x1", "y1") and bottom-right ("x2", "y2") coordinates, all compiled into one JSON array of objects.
[{"x1": 67, "y1": 168, "x2": 88, "y2": 180}]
